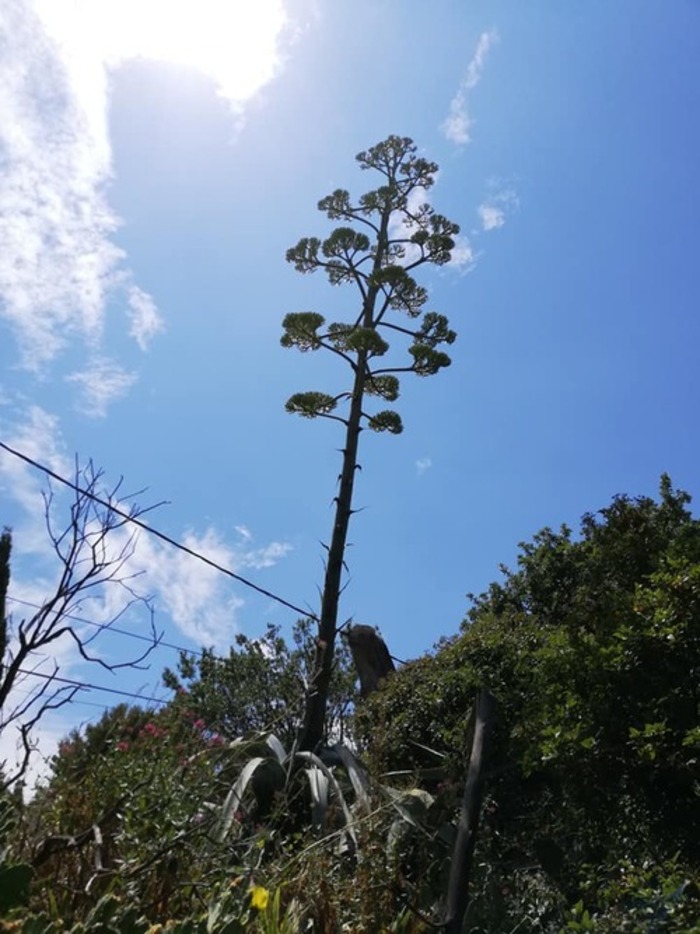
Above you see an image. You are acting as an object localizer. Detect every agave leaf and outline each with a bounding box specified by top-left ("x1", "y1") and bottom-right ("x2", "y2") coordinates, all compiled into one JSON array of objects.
[
  {"x1": 331, "y1": 743, "x2": 371, "y2": 811},
  {"x1": 266, "y1": 734, "x2": 288, "y2": 764},
  {"x1": 306, "y1": 766, "x2": 330, "y2": 827},
  {"x1": 212, "y1": 757, "x2": 265, "y2": 843},
  {"x1": 294, "y1": 750, "x2": 357, "y2": 847}
]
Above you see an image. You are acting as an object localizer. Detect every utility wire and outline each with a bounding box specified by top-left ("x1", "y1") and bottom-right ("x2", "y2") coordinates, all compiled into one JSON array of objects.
[
  {"x1": 16, "y1": 667, "x2": 169, "y2": 707},
  {"x1": 0, "y1": 440, "x2": 317, "y2": 621},
  {"x1": 6, "y1": 684, "x2": 119, "y2": 713},
  {"x1": 7, "y1": 595, "x2": 208, "y2": 660}
]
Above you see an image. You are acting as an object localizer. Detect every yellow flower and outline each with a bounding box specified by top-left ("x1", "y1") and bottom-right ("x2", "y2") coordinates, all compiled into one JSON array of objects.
[{"x1": 249, "y1": 885, "x2": 270, "y2": 911}]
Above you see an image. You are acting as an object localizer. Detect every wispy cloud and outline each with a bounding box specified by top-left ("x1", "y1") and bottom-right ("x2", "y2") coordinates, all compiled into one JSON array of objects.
[
  {"x1": 235, "y1": 524, "x2": 253, "y2": 543},
  {"x1": 0, "y1": 400, "x2": 294, "y2": 789},
  {"x1": 449, "y1": 235, "x2": 477, "y2": 271},
  {"x1": 415, "y1": 456, "x2": 432, "y2": 476},
  {"x1": 127, "y1": 286, "x2": 164, "y2": 350},
  {"x1": 478, "y1": 203, "x2": 506, "y2": 231},
  {"x1": 0, "y1": 0, "x2": 290, "y2": 409},
  {"x1": 477, "y1": 187, "x2": 519, "y2": 232},
  {"x1": 76, "y1": 524, "x2": 293, "y2": 650},
  {"x1": 0, "y1": 403, "x2": 293, "y2": 652},
  {"x1": 441, "y1": 29, "x2": 499, "y2": 146},
  {"x1": 0, "y1": 1, "x2": 155, "y2": 377},
  {"x1": 240, "y1": 541, "x2": 294, "y2": 570},
  {"x1": 0, "y1": 403, "x2": 71, "y2": 534},
  {"x1": 66, "y1": 358, "x2": 138, "y2": 418}
]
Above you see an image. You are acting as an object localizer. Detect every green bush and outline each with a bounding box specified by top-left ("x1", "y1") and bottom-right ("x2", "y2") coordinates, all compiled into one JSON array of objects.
[{"x1": 359, "y1": 477, "x2": 700, "y2": 929}]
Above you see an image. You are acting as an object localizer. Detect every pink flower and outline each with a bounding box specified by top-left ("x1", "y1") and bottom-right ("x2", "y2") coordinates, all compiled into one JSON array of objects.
[
  {"x1": 139, "y1": 722, "x2": 166, "y2": 740},
  {"x1": 116, "y1": 741, "x2": 130, "y2": 752},
  {"x1": 192, "y1": 718, "x2": 206, "y2": 731}
]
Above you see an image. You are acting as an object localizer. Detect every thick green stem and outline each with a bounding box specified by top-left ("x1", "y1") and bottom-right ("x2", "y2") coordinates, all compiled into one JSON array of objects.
[
  {"x1": 299, "y1": 211, "x2": 391, "y2": 752},
  {"x1": 299, "y1": 358, "x2": 367, "y2": 751}
]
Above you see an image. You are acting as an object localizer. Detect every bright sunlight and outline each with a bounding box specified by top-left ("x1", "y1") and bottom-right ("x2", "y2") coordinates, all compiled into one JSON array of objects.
[{"x1": 41, "y1": 0, "x2": 288, "y2": 106}]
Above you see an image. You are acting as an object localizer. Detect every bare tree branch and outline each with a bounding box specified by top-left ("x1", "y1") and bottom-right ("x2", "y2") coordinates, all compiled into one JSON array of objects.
[{"x1": 0, "y1": 460, "x2": 161, "y2": 790}]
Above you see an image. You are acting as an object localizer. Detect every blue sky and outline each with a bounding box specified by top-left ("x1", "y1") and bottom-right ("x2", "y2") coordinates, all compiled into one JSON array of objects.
[{"x1": 1, "y1": 0, "x2": 700, "y2": 778}]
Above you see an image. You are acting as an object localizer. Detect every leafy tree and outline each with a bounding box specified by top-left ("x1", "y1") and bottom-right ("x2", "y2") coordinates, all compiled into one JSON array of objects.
[
  {"x1": 163, "y1": 619, "x2": 357, "y2": 748},
  {"x1": 24, "y1": 699, "x2": 222, "y2": 921},
  {"x1": 283, "y1": 135, "x2": 460, "y2": 750},
  {"x1": 358, "y1": 476, "x2": 700, "y2": 929}
]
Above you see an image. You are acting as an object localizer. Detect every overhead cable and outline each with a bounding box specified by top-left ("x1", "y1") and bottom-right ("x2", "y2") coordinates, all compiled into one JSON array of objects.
[
  {"x1": 0, "y1": 440, "x2": 317, "y2": 621},
  {"x1": 16, "y1": 667, "x2": 169, "y2": 707},
  {"x1": 7, "y1": 595, "x2": 207, "y2": 660}
]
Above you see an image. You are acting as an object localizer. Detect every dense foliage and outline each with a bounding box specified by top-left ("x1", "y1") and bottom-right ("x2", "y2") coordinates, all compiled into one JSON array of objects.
[
  {"x1": 2, "y1": 478, "x2": 699, "y2": 931},
  {"x1": 163, "y1": 620, "x2": 358, "y2": 749},
  {"x1": 358, "y1": 475, "x2": 700, "y2": 930}
]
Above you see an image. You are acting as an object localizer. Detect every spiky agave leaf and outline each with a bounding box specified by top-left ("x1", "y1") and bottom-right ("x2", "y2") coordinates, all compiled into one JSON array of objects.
[
  {"x1": 306, "y1": 766, "x2": 330, "y2": 828},
  {"x1": 294, "y1": 750, "x2": 357, "y2": 847},
  {"x1": 212, "y1": 757, "x2": 265, "y2": 842},
  {"x1": 331, "y1": 743, "x2": 371, "y2": 812},
  {"x1": 266, "y1": 733, "x2": 287, "y2": 764}
]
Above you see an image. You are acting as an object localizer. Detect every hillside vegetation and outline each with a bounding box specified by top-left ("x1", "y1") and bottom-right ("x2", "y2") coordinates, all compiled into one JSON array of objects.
[{"x1": 1, "y1": 477, "x2": 699, "y2": 931}]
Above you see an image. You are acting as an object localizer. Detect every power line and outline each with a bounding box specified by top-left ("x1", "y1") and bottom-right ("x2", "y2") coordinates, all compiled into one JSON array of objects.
[
  {"x1": 0, "y1": 440, "x2": 317, "y2": 622},
  {"x1": 7, "y1": 595, "x2": 207, "y2": 660},
  {"x1": 6, "y1": 684, "x2": 118, "y2": 714},
  {"x1": 16, "y1": 667, "x2": 169, "y2": 707}
]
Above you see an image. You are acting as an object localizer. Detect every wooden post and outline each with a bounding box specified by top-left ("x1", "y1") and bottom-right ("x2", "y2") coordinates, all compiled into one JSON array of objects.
[{"x1": 444, "y1": 688, "x2": 496, "y2": 933}]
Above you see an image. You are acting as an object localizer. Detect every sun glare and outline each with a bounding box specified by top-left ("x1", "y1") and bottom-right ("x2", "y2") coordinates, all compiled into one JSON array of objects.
[{"x1": 88, "y1": 0, "x2": 287, "y2": 105}]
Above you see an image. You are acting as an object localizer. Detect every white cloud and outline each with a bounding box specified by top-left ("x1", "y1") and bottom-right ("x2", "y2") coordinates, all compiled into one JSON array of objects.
[
  {"x1": 1, "y1": 402, "x2": 294, "y2": 652},
  {"x1": 66, "y1": 358, "x2": 138, "y2": 418},
  {"x1": 128, "y1": 529, "x2": 246, "y2": 650},
  {"x1": 477, "y1": 187, "x2": 519, "y2": 232},
  {"x1": 388, "y1": 186, "x2": 431, "y2": 266},
  {"x1": 0, "y1": 400, "x2": 295, "y2": 784},
  {"x1": 441, "y1": 95, "x2": 473, "y2": 147},
  {"x1": 441, "y1": 29, "x2": 499, "y2": 146},
  {"x1": 478, "y1": 203, "x2": 505, "y2": 231},
  {"x1": 0, "y1": 0, "x2": 125, "y2": 369},
  {"x1": 128, "y1": 286, "x2": 164, "y2": 350},
  {"x1": 449, "y1": 234, "x2": 477, "y2": 271},
  {"x1": 118, "y1": 526, "x2": 292, "y2": 649},
  {"x1": 415, "y1": 456, "x2": 432, "y2": 475},
  {"x1": 0, "y1": 404, "x2": 71, "y2": 533},
  {"x1": 464, "y1": 29, "x2": 499, "y2": 92},
  {"x1": 0, "y1": 0, "x2": 289, "y2": 401},
  {"x1": 241, "y1": 541, "x2": 294, "y2": 570}
]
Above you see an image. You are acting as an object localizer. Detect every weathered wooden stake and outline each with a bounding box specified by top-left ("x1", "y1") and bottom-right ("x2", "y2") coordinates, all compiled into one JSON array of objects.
[{"x1": 444, "y1": 688, "x2": 496, "y2": 933}]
